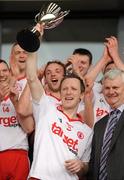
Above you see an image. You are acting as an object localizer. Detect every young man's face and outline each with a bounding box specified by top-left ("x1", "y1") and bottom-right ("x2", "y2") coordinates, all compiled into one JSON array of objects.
[
  {"x1": 74, "y1": 54, "x2": 91, "y2": 77},
  {"x1": 0, "y1": 62, "x2": 10, "y2": 83},
  {"x1": 60, "y1": 78, "x2": 83, "y2": 110},
  {"x1": 45, "y1": 63, "x2": 64, "y2": 92},
  {"x1": 103, "y1": 63, "x2": 116, "y2": 74},
  {"x1": 103, "y1": 75, "x2": 124, "y2": 109},
  {"x1": 12, "y1": 44, "x2": 28, "y2": 71}
]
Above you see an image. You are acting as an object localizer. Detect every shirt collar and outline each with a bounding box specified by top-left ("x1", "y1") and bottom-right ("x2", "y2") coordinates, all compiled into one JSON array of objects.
[
  {"x1": 57, "y1": 105, "x2": 84, "y2": 123},
  {"x1": 110, "y1": 104, "x2": 124, "y2": 114}
]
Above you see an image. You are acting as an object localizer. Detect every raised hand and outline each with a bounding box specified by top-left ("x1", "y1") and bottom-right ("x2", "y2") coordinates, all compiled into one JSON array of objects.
[
  {"x1": 9, "y1": 77, "x2": 19, "y2": 106},
  {"x1": 105, "y1": 36, "x2": 119, "y2": 60}
]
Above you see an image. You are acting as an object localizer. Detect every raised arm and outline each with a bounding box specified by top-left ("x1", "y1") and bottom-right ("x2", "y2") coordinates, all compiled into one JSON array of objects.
[
  {"x1": 26, "y1": 23, "x2": 44, "y2": 102},
  {"x1": 26, "y1": 52, "x2": 44, "y2": 102},
  {"x1": 83, "y1": 78, "x2": 94, "y2": 128},
  {"x1": 105, "y1": 36, "x2": 124, "y2": 71},
  {"x1": 9, "y1": 80, "x2": 34, "y2": 134},
  {"x1": 85, "y1": 46, "x2": 111, "y2": 83},
  {"x1": 16, "y1": 83, "x2": 35, "y2": 134},
  {"x1": 17, "y1": 83, "x2": 32, "y2": 117}
]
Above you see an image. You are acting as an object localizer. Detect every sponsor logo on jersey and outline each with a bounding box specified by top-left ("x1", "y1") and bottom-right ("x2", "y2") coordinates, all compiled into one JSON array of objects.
[
  {"x1": 0, "y1": 116, "x2": 18, "y2": 127},
  {"x1": 52, "y1": 122, "x2": 78, "y2": 155},
  {"x1": 96, "y1": 107, "x2": 109, "y2": 117}
]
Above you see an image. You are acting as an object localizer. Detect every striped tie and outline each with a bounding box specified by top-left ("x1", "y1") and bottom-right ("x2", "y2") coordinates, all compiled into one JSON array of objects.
[{"x1": 98, "y1": 109, "x2": 121, "y2": 180}]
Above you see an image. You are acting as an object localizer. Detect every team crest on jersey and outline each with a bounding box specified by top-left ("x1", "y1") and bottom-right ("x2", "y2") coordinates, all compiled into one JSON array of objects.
[{"x1": 77, "y1": 131, "x2": 84, "y2": 139}]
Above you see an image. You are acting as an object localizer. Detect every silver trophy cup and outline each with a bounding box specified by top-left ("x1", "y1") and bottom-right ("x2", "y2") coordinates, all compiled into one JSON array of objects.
[{"x1": 16, "y1": 2, "x2": 70, "y2": 52}]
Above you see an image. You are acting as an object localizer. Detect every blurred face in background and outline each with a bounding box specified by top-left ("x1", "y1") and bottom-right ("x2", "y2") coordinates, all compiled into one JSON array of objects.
[
  {"x1": 0, "y1": 62, "x2": 10, "y2": 83},
  {"x1": 11, "y1": 44, "x2": 28, "y2": 72},
  {"x1": 103, "y1": 62, "x2": 116, "y2": 74}
]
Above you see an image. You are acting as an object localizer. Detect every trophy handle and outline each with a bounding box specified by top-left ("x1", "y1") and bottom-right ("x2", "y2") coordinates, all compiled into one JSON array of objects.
[
  {"x1": 35, "y1": 2, "x2": 60, "y2": 24},
  {"x1": 44, "y1": 10, "x2": 70, "y2": 29}
]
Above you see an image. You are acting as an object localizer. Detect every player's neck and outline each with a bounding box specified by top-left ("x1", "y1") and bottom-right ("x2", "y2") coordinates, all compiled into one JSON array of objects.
[
  {"x1": 47, "y1": 89, "x2": 60, "y2": 99},
  {"x1": 17, "y1": 71, "x2": 26, "y2": 79},
  {"x1": 62, "y1": 107, "x2": 78, "y2": 119}
]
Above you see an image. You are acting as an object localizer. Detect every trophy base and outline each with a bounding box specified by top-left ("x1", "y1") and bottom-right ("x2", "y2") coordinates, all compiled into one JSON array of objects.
[{"x1": 16, "y1": 29, "x2": 40, "y2": 52}]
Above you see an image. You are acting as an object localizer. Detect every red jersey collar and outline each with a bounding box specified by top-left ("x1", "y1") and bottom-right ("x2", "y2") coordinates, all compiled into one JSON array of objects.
[
  {"x1": 57, "y1": 105, "x2": 84, "y2": 123},
  {"x1": 45, "y1": 91, "x2": 61, "y2": 101},
  {"x1": 3, "y1": 95, "x2": 9, "y2": 101},
  {"x1": 17, "y1": 75, "x2": 26, "y2": 81}
]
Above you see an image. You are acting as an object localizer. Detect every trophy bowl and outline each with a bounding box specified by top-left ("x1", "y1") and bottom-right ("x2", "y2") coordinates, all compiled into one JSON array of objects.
[
  {"x1": 16, "y1": 2, "x2": 70, "y2": 52},
  {"x1": 16, "y1": 29, "x2": 41, "y2": 52}
]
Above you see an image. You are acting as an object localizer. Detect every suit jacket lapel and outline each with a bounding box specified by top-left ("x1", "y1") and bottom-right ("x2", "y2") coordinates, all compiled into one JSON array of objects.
[{"x1": 109, "y1": 111, "x2": 124, "y2": 151}]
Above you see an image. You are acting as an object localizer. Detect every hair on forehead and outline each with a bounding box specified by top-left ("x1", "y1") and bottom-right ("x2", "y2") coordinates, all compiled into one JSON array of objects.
[
  {"x1": 103, "y1": 69, "x2": 124, "y2": 82},
  {"x1": 10, "y1": 42, "x2": 20, "y2": 55},
  {"x1": 73, "y1": 48, "x2": 92, "y2": 65},
  {"x1": 44, "y1": 60, "x2": 66, "y2": 76},
  {"x1": 103, "y1": 60, "x2": 114, "y2": 74},
  {"x1": 11, "y1": 42, "x2": 25, "y2": 52},
  {"x1": 11, "y1": 42, "x2": 19, "y2": 51},
  {"x1": 60, "y1": 73, "x2": 85, "y2": 93},
  {"x1": 0, "y1": 59, "x2": 9, "y2": 69}
]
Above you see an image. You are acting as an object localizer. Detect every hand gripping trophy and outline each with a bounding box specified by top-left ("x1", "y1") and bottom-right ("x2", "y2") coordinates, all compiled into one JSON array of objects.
[{"x1": 16, "y1": 2, "x2": 70, "y2": 52}]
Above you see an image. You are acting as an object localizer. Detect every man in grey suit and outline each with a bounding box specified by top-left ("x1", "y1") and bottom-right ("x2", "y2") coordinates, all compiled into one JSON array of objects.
[{"x1": 87, "y1": 69, "x2": 124, "y2": 180}]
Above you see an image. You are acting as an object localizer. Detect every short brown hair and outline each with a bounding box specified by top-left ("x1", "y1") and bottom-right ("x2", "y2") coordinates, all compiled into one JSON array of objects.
[
  {"x1": 60, "y1": 73, "x2": 85, "y2": 93},
  {"x1": 44, "y1": 60, "x2": 66, "y2": 76}
]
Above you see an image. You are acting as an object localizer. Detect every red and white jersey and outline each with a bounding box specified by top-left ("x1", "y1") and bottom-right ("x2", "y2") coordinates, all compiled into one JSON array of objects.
[
  {"x1": 93, "y1": 82, "x2": 110, "y2": 124},
  {"x1": 78, "y1": 82, "x2": 110, "y2": 125},
  {"x1": 46, "y1": 92, "x2": 61, "y2": 107},
  {"x1": 0, "y1": 97, "x2": 28, "y2": 151},
  {"x1": 0, "y1": 76, "x2": 28, "y2": 151},
  {"x1": 93, "y1": 81, "x2": 102, "y2": 94},
  {"x1": 29, "y1": 93, "x2": 92, "y2": 180},
  {"x1": 93, "y1": 92, "x2": 110, "y2": 124}
]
